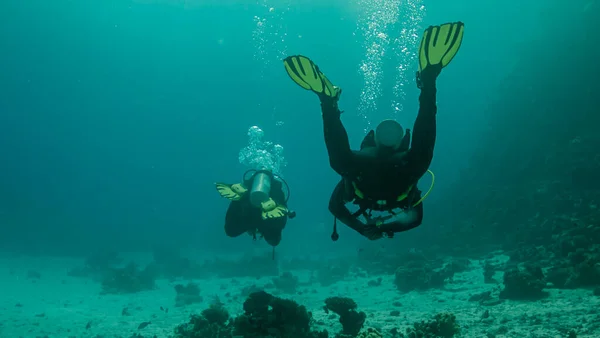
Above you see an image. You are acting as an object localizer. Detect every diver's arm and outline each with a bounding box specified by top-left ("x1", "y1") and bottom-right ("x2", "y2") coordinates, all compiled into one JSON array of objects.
[
  {"x1": 399, "y1": 129, "x2": 411, "y2": 151},
  {"x1": 328, "y1": 180, "x2": 367, "y2": 236},
  {"x1": 380, "y1": 220, "x2": 420, "y2": 234},
  {"x1": 270, "y1": 181, "x2": 296, "y2": 218},
  {"x1": 405, "y1": 85, "x2": 437, "y2": 178},
  {"x1": 379, "y1": 201, "x2": 424, "y2": 233},
  {"x1": 270, "y1": 181, "x2": 287, "y2": 206},
  {"x1": 329, "y1": 198, "x2": 368, "y2": 236},
  {"x1": 321, "y1": 99, "x2": 355, "y2": 176}
]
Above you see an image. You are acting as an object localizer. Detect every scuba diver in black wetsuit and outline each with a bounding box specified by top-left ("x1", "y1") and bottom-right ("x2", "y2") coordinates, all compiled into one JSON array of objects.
[
  {"x1": 283, "y1": 22, "x2": 465, "y2": 240},
  {"x1": 215, "y1": 169, "x2": 296, "y2": 249}
]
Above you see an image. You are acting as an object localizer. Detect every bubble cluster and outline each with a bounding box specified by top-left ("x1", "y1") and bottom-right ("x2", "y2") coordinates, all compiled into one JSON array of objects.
[
  {"x1": 251, "y1": 0, "x2": 291, "y2": 129},
  {"x1": 238, "y1": 126, "x2": 287, "y2": 175},
  {"x1": 355, "y1": 0, "x2": 425, "y2": 128},
  {"x1": 390, "y1": 1, "x2": 426, "y2": 115},
  {"x1": 251, "y1": 0, "x2": 290, "y2": 77}
]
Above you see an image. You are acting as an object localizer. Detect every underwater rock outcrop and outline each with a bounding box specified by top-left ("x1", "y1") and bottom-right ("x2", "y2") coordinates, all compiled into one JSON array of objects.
[
  {"x1": 394, "y1": 262, "x2": 449, "y2": 293},
  {"x1": 467, "y1": 290, "x2": 502, "y2": 306},
  {"x1": 392, "y1": 253, "x2": 467, "y2": 293},
  {"x1": 500, "y1": 264, "x2": 548, "y2": 300},
  {"x1": 442, "y1": 258, "x2": 471, "y2": 275},
  {"x1": 483, "y1": 260, "x2": 497, "y2": 284},
  {"x1": 546, "y1": 245, "x2": 600, "y2": 289},
  {"x1": 324, "y1": 297, "x2": 366, "y2": 337}
]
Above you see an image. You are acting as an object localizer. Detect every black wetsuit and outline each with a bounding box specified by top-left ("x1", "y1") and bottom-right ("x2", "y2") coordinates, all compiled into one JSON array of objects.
[
  {"x1": 324, "y1": 85, "x2": 437, "y2": 237},
  {"x1": 224, "y1": 177, "x2": 288, "y2": 247}
]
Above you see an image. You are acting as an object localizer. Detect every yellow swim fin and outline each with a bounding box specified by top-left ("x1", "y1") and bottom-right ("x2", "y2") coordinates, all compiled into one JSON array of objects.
[
  {"x1": 418, "y1": 22, "x2": 464, "y2": 73},
  {"x1": 261, "y1": 198, "x2": 288, "y2": 220},
  {"x1": 283, "y1": 55, "x2": 340, "y2": 99},
  {"x1": 215, "y1": 183, "x2": 247, "y2": 201}
]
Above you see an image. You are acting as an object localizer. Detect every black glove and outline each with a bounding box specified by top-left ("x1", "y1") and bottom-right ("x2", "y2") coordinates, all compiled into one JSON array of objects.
[
  {"x1": 361, "y1": 224, "x2": 383, "y2": 240},
  {"x1": 361, "y1": 215, "x2": 389, "y2": 240}
]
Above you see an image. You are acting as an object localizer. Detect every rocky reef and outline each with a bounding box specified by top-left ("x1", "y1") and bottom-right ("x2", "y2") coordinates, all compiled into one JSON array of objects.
[
  {"x1": 500, "y1": 264, "x2": 548, "y2": 300},
  {"x1": 404, "y1": 312, "x2": 460, "y2": 338},
  {"x1": 174, "y1": 291, "x2": 327, "y2": 338}
]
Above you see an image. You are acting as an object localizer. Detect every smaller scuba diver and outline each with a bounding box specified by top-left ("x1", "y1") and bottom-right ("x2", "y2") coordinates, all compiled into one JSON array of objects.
[
  {"x1": 215, "y1": 169, "x2": 296, "y2": 248},
  {"x1": 283, "y1": 22, "x2": 464, "y2": 241}
]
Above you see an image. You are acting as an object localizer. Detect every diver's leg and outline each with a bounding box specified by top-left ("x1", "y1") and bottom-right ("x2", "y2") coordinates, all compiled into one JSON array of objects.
[
  {"x1": 407, "y1": 86, "x2": 437, "y2": 177},
  {"x1": 224, "y1": 201, "x2": 251, "y2": 237},
  {"x1": 321, "y1": 100, "x2": 354, "y2": 175},
  {"x1": 260, "y1": 218, "x2": 286, "y2": 247}
]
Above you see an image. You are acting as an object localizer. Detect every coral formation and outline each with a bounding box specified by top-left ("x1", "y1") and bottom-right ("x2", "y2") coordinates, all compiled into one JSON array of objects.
[
  {"x1": 394, "y1": 261, "x2": 448, "y2": 292},
  {"x1": 405, "y1": 312, "x2": 460, "y2": 338},
  {"x1": 234, "y1": 291, "x2": 328, "y2": 338},
  {"x1": 174, "y1": 282, "x2": 203, "y2": 307},
  {"x1": 500, "y1": 264, "x2": 548, "y2": 300},
  {"x1": 174, "y1": 300, "x2": 231, "y2": 338},
  {"x1": 201, "y1": 298, "x2": 229, "y2": 326},
  {"x1": 357, "y1": 328, "x2": 383, "y2": 338},
  {"x1": 391, "y1": 253, "x2": 467, "y2": 293},
  {"x1": 324, "y1": 297, "x2": 366, "y2": 337},
  {"x1": 174, "y1": 291, "x2": 327, "y2": 338}
]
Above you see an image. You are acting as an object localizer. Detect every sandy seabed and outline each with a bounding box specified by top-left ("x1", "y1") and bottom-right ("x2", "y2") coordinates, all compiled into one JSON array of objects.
[{"x1": 1, "y1": 255, "x2": 599, "y2": 338}]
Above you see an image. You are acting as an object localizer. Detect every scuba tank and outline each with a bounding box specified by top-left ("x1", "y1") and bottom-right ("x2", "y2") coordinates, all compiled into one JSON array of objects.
[{"x1": 249, "y1": 169, "x2": 272, "y2": 208}]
